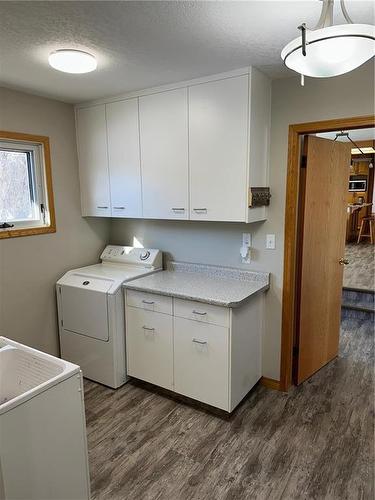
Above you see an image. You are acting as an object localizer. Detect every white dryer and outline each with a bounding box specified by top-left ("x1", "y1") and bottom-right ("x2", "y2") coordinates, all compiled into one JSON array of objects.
[{"x1": 56, "y1": 245, "x2": 162, "y2": 388}]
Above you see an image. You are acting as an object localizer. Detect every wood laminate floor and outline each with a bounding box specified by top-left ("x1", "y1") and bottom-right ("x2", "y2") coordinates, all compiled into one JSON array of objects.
[
  {"x1": 84, "y1": 317, "x2": 374, "y2": 500},
  {"x1": 344, "y1": 243, "x2": 374, "y2": 291}
]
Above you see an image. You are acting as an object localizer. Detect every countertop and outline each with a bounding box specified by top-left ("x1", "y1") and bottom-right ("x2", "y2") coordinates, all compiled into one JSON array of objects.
[{"x1": 124, "y1": 261, "x2": 270, "y2": 308}]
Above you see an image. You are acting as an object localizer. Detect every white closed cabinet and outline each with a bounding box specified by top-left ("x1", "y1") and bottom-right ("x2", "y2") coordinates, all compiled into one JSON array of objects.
[
  {"x1": 126, "y1": 307, "x2": 173, "y2": 390},
  {"x1": 189, "y1": 75, "x2": 249, "y2": 222},
  {"x1": 174, "y1": 317, "x2": 229, "y2": 410},
  {"x1": 139, "y1": 88, "x2": 189, "y2": 219},
  {"x1": 125, "y1": 290, "x2": 263, "y2": 412},
  {"x1": 106, "y1": 99, "x2": 142, "y2": 218},
  {"x1": 76, "y1": 105, "x2": 111, "y2": 217}
]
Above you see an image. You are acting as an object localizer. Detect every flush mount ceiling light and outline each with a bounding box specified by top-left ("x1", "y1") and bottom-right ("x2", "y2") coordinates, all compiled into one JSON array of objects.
[
  {"x1": 281, "y1": 0, "x2": 374, "y2": 82},
  {"x1": 48, "y1": 49, "x2": 97, "y2": 74}
]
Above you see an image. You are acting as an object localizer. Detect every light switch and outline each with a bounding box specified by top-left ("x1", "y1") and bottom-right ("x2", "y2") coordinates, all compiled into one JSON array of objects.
[{"x1": 266, "y1": 234, "x2": 276, "y2": 249}]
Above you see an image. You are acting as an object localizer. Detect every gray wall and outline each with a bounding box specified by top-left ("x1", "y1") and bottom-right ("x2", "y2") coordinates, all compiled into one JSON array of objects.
[
  {"x1": 111, "y1": 60, "x2": 375, "y2": 380},
  {"x1": 0, "y1": 87, "x2": 110, "y2": 356}
]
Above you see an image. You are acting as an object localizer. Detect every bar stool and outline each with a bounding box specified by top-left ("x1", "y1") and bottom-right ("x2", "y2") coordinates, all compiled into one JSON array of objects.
[{"x1": 357, "y1": 214, "x2": 375, "y2": 244}]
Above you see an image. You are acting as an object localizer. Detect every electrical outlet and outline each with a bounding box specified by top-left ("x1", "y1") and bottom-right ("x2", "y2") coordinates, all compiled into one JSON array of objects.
[
  {"x1": 266, "y1": 234, "x2": 276, "y2": 249},
  {"x1": 242, "y1": 233, "x2": 252, "y2": 247}
]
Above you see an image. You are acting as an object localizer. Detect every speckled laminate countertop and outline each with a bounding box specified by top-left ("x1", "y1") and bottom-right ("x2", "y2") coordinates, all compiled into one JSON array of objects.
[{"x1": 124, "y1": 261, "x2": 270, "y2": 307}]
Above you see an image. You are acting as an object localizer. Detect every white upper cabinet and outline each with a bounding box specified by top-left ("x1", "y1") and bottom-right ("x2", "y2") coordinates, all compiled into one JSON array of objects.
[
  {"x1": 189, "y1": 75, "x2": 249, "y2": 222},
  {"x1": 106, "y1": 99, "x2": 142, "y2": 218},
  {"x1": 139, "y1": 88, "x2": 189, "y2": 219},
  {"x1": 75, "y1": 67, "x2": 271, "y2": 223},
  {"x1": 76, "y1": 105, "x2": 111, "y2": 217}
]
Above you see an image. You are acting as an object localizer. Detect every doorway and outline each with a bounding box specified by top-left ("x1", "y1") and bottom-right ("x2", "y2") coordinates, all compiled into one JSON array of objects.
[{"x1": 280, "y1": 115, "x2": 375, "y2": 391}]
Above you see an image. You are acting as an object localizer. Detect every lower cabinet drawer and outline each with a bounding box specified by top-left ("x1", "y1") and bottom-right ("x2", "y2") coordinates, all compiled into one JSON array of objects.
[
  {"x1": 126, "y1": 290, "x2": 173, "y2": 315},
  {"x1": 173, "y1": 317, "x2": 229, "y2": 410},
  {"x1": 126, "y1": 307, "x2": 173, "y2": 390}
]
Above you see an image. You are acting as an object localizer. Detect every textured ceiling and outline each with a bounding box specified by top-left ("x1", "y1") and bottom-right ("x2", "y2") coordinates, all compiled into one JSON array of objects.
[{"x1": 0, "y1": 1, "x2": 373, "y2": 103}]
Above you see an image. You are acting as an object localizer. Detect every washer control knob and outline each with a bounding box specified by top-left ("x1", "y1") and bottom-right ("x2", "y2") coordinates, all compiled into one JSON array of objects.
[{"x1": 140, "y1": 250, "x2": 150, "y2": 261}]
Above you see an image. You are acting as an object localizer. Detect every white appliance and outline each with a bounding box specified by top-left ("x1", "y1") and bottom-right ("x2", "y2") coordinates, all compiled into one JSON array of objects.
[
  {"x1": 57, "y1": 245, "x2": 162, "y2": 388},
  {"x1": 0, "y1": 337, "x2": 90, "y2": 500}
]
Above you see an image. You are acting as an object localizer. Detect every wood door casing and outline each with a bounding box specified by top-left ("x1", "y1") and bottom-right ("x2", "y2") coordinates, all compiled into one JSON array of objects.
[{"x1": 296, "y1": 136, "x2": 351, "y2": 384}]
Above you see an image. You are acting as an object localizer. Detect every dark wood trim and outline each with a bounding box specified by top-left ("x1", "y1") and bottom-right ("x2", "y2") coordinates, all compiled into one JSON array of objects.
[
  {"x1": 260, "y1": 376, "x2": 281, "y2": 391},
  {"x1": 280, "y1": 115, "x2": 375, "y2": 392},
  {"x1": 0, "y1": 131, "x2": 56, "y2": 240}
]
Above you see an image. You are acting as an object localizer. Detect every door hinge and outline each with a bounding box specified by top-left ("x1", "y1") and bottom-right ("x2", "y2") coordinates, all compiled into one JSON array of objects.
[
  {"x1": 300, "y1": 156, "x2": 307, "y2": 169},
  {"x1": 61, "y1": 319, "x2": 64, "y2": 327},
  {"x1": 293, "y1": 346, "x2": 299, "y2": 357}
]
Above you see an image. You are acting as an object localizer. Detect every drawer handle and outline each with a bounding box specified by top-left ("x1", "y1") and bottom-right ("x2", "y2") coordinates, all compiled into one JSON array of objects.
[
  {"x1": 97, "y1": 206, "x2": 108, "y2": 209},
  {"x1": 193, "y1": 208, "x2": 207, "y2": 213},
  {"x1": 142, "y1": 326, "x2": 155, "y2": 332},
  {"x1": 142, "y1": 300, "x2": 155, "y2": 305},
  {"x1": 113, "y1": 206, "x2": 125, "y2": 210},
  {"x1": 192, "y1": 310, "x2": 207, "y2": 316},
  {"x1": 172, "y1": 207, "x2": 185, "y2": 212},
  {"x1": 192, "y1": 338, "x2": 207, "y2": 345}
]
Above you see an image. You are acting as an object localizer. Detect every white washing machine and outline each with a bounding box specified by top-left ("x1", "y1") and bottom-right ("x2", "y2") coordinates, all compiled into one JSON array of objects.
[{"x1": 56, "y1": 245, "x2": 162, "y2": 388}]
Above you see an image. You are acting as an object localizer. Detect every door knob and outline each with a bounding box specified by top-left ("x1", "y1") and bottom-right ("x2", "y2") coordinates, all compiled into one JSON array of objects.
[{"x1": 339, "y1": 258, "x2": 349, "y2": 265}]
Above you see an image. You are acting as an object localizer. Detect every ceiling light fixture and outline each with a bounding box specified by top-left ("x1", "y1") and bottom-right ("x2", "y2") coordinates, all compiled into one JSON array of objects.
[
  {"x1": 281, "y1": 0, "x2": 374, "y2": 83},
  {"x1": 48, "y1": 49, "x2": 97, "y2": 74}
]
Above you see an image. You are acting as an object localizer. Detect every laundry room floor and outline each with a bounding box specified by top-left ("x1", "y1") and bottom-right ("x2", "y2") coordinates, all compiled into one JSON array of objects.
[{"x1": 84, "y1": 316, "x2": 374, "y2": 500}]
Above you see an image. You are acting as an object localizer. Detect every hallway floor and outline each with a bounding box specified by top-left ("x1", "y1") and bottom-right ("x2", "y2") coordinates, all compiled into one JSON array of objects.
[
  {"x1": 344, "y1": 243, "x2": 374, "y2": 290},
  {"x1": 84, "y1": 317, "x2": 374, "y2": 500}
]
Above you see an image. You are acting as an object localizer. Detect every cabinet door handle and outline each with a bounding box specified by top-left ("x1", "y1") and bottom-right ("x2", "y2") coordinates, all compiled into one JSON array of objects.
[
  {"x1": 97, "y1": 206, "x2": 108, "y2": 209},
  {"x1": 113, "y1": 206, "x2": 125, "y2": 210},
  {"x1": 142, "y1": 326, "x2": 155, "y2": 332},
  {"x1": 192, "y1": 310, "x2": 207, "y2": 316},
  {"x1": 192, "y1": 338, "x2": 207, "y2": 345},
  {"x1": 142, "y1": 300, "x2": 155, "y2": 305},
  {"x1": 172, "y1": 207, "x2": 185, "y2": 211},
  {"x1": 193, "y1": 208, "x2": 207, "y2": 213}
]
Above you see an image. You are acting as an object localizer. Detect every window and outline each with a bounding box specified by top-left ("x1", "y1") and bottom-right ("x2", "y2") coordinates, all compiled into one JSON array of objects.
[{"x1": 0, "y1": 132, "x2": 55, "y2": 239}]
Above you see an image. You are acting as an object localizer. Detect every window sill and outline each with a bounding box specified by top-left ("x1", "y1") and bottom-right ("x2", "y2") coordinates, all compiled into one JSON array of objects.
[{"x1": 0, "y1": 225, "x2": 56, "y2": 239}]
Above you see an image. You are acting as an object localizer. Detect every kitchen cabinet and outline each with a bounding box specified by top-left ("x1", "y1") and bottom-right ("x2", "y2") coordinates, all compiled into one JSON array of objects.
[
  {"x1": 174, "y1": 317, "x2": 229, "y2": 409},
  {"x1": 125, "y1": 291, "x2": 263, "y2": 412},
  {"x1": 76, "y1": 67, "x2": 271, "y2": 223},
  {"x1": 76, "y1": 105, "x2": 111, "y2": 217},
  {"x1": 106, "y1": 99, "x2": 142, "y2": 218},
  {"x1": 189, "y1": 75, "x2": 249, "y2": 222},
  {"x1": 126, "y1": 306, "x2": 173, "y2": 390},
  {"x1": 139, "y1": 88, "x2": 189, "y2": 219}
]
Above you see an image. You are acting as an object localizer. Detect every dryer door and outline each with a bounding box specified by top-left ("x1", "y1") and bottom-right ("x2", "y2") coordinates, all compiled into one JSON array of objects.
[{"x1": 59, "y1": 275, "x2": 113, "y2": 341}]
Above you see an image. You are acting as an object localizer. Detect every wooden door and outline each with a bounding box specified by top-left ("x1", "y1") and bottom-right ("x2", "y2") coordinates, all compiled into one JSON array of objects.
[
  {"x1": 76, "y1": 105, "x2": 111, "y2": 217},
  {"x1": 189, "y1": 75, "x2": 249, "y2": 222},
  {"x1": 296, "y1": 135, "x2": 351, "y2": 384},
  {"x1": 139, "y1": 88, "x2": 189, "y2": 220},
  {"x1": 106, "y1": 99, "x2": 142, "y2": 218}
]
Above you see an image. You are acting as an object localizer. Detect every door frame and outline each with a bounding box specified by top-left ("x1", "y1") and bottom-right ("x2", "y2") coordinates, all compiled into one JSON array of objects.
[{"x1": 279, "y1": 114, "x2": 375, "y2": 392}]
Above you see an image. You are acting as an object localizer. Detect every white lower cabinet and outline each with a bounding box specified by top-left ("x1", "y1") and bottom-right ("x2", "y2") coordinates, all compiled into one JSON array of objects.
[
  {"x1": 126, "y1": 307, "x2": 173, "y2": 390},
  {"x1": 173, "y1": 317, "x2": 229, "y2": 410},
  {"x1": 125, "y1": 291, "x2": 263, "y2": 412}
]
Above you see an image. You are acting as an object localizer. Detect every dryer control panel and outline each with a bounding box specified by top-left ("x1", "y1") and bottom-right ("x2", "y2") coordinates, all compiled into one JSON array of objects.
[{"x1": 100, "y1": 246, "x2": 162, "y2": 269}]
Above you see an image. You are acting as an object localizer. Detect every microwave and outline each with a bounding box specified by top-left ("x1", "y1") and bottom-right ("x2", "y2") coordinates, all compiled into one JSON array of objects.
[{"x1": 349, "y1": 177, "x2": 367, "y2": 192}]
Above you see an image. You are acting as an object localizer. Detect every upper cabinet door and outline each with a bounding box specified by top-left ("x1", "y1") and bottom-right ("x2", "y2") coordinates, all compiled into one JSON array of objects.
[
  {"x1": 139, "y1": 88, "x2": 189, "y2": 219},
  {"x1": 106, "y1": 99, "x2": 142, "y2": 218},
  {"x1": 189, "y1": 75, "x2": 249, "y2": 222},
  {"x1": 76, "y1": 105, "x2": 111, "y2": 217}
]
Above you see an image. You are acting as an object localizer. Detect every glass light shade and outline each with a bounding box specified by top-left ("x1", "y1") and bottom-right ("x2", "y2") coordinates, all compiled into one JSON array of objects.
[
  {"x1": 48, "y1": 49, "x2": 97, "y2": 74},
  {"x1": 281, "y1": 24, "x2": 374, "y2": 77}
]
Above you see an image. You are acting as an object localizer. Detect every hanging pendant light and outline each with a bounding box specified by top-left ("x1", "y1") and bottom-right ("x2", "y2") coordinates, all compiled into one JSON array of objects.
[{"x1": 281, "y1": 0, "x2": 374, "y2": 78}]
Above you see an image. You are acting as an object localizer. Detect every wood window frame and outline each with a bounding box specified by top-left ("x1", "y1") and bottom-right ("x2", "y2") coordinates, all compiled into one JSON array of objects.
[
  {"x1": 0, "y1": 131, "x2": 56, "y2": 239},
  {"x1": 279, "y1": 115, "x2": 375, "y2": 392}
]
